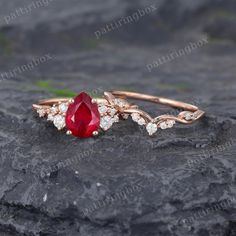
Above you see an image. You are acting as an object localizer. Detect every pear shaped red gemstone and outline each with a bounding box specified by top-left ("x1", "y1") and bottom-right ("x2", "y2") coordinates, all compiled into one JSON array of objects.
[{"x1": 65, "y1": 92, "x2": 100, "y2": 138}]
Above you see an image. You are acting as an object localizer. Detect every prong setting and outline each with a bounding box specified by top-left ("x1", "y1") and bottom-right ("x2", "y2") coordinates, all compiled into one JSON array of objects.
[
  {"x1": 66, "y1": 130, "x2": 72, "y2": 135},
  {"x1": 33, "y1": 91, "x2": 205, "y2": 138},
  {"x1": 93, "y1": 131, "x2": 99, "y2": 136}
]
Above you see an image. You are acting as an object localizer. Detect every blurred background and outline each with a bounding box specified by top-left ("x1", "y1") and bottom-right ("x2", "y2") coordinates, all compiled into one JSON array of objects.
[
  {"x1": 0, "y1": 0, "x2": 235, "y2": 102},
  {"x1": 0, "y1": 1, "x2": 236, "y2": 236}
]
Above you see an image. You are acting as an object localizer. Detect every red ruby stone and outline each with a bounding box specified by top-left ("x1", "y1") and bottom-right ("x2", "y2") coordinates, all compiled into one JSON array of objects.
[{"x1": 65, "y1": 92, "x2": 100, "y2": 138}]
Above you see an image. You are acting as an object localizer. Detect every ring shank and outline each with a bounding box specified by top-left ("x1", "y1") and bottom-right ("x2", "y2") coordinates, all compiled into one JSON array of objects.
[
  {"x1": 38, "y1": 98, "x2": 107, "y2": 106},
  {"x1": 36, "y1": 91, "x2": 198, "y2": 112},
  {"x1": 111, "y1": 91, "x2": 198, "y2": 112}
]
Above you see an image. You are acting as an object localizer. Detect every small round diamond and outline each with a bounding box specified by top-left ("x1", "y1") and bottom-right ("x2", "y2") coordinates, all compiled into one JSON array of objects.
[
  {"x1": 59, "y1": 103, "x2": 68, "y2": 113},
  {"x1": 37, "y1": 109, "x2": 46, "y2": 117},
  {"x1": 137, "y1": 117, "x2": 146, "y2": 126},
  {"x1": 111, "y1": 115, "x2": 119, "y2": 123},
  {"x1": 53, "y1": 115, "x2": 65, "y2": 130},
  {"x1": 192, "y1": 112, "x2": 198, "y2": 119},
  {"x1": 50, "y1": 106, "x2": 58, "y2": 115},
  {"x1": 98, "y1": 105, "x2": 108, "y2": 114},
  {"x1": 121, "y1": 114, "x2": 129, "y2": 119},
  {"x1": 146, "y1": 123, "x2": 158, "y2": 136},
  {"x1": 47, "y1": 114, "x2": 54, "y2": 121},
  {"x1": 131, "y1": 113, "x2": 140, "y2": 122},
  {"x1": 100, "y1": 116, "x2": 113, "y2": 131},
  {"x1": 185, "y1": 113, "x2": 193, "y2": 121},
  {"x1": 131, "y1": 113, "x2": 146, "y2": 126},
  {"x1": 160, "y1": 122, "x2": 168, "y2": 130},
  {"x1": 166, "y1": 120, "x2": 175, "y2": 128},
  {"x1": 113, "y1": 98, "x2": 127, "y2": 107},
  {"x1": 109, "y1": 108, "x2": 117, "y2": 116}
]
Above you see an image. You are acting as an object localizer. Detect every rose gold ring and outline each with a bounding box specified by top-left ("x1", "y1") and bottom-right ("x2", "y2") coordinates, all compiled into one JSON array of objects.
[{"x1": 32, "y1": 91, "x2": 205, "y2": 138}]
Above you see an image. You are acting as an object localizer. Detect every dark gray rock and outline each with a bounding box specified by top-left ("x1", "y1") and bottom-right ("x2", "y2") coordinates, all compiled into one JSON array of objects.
[{"x1": 0, "y1": 0, "x2": 236, "y2": 236}]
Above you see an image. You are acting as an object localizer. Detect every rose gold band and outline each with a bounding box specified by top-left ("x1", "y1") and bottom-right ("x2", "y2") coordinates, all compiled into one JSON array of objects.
[
  {"x1": 111, "y1": 91, "x2": 199, "y2": 111},
  {"x1": 37, "y1": 91, "x2": 199, "y2": 112},
  {"x1": 33, "y1": 91, "x2": 205, "y2": 137}
]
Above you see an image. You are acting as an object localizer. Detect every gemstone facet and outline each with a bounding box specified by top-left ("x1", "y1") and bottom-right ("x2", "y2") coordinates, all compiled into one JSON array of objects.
[
  {"x1": 131, "y1": 113, "x2": 146, "y2": 126},
  {"x1": 65, "y1": 92, "x2": 100, "y2": 138},
  {"x1": 53, "y1": 115, "x2": 65, "y2": 130},
  {"x1": 59, "y1": 103, "x2": 68, "y2": 113},
  {"x1": 146, "y1": 123, "x2": 158, "y2": 136},
  {"x1": 100, "y1": 116, "x2": 113, "y2": 131}
]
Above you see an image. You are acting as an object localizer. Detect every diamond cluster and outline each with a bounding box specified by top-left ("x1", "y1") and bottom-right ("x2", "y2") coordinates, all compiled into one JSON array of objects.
[
  {"x1": 98, "y1": 104, "x2": 119, "y2": 131},
  {"x1": 131, "y1": 113, "x2": 146, "y2": 126},
  {"x1": 159, "y1": 120, "x2": 175, "y2": 130},
  {"x1": 98, "y1": 98, "x2": 135, "y2": 131},
  {"x1": 36, "y1": 102, "x2": 69, "y2": 130},
  {"x1": 130, "y1": 112, "x2": 176, "y2": 136},
  {"x1": 113, "y1": 98, "x2": 129, "y2": 108},
  {"x1": 35, "y1": 91, "x2": 191, "y2": 137},
  {"x1": 183, "y1": 111, "x2": 197, "y2": 121},
  {"x1": 144, "y1": 120, "x2": 175, "y2": 136}
]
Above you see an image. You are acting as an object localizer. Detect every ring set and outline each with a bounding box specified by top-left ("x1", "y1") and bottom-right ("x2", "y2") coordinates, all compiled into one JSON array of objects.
[{"x1": 32, "y1": 91, "x2": 205, "y2": 138}]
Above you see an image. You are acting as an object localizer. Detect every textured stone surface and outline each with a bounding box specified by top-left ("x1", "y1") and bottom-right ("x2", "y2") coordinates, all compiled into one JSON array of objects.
[{"x1": 0, "y1": 0, "x2": 236, "y2": 236}]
